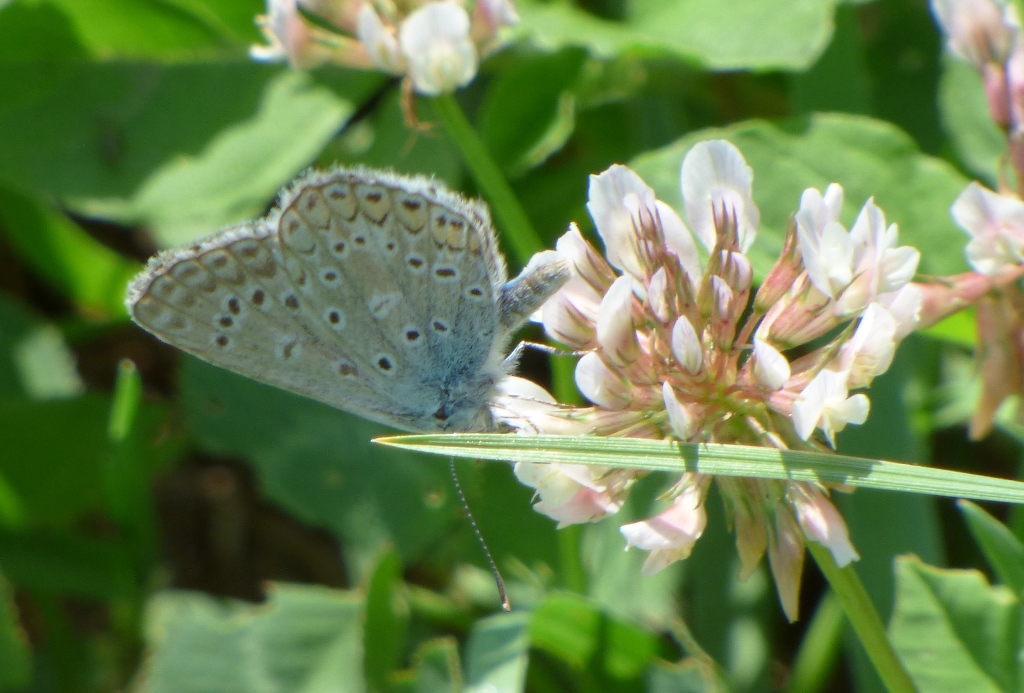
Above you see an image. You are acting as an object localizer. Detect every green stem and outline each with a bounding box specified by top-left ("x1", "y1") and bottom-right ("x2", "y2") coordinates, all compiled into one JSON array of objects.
[
  {"x1": 430, "y1": 94, "x2": 543, "y2": 264},
  {"x1": 807, "y1": 543, "x2": 915, "y2": 693},
  {"x1": 786, "y1": 590, "x2": 844, "y2": 693}
]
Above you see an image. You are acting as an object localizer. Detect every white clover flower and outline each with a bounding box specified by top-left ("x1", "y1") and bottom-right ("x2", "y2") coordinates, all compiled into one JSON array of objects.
[
  {"x1": 398, "y1": 3, "x2": 477, "y2": 96},
  {"x1": 931, "y1": 0, "x2": 1017, "y2": 67},
  {"x1": 952, "y1": 182, "x2": 1024, "y2": 275}
]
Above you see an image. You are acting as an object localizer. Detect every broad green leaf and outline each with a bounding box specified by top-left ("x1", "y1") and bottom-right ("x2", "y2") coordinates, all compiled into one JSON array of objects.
[
  {"x1": 479, "y1": 49, "x2": 587, "y2": 178},
  {"x1": 363, "y1": 549, "x2": 408, "y2": 691},
  {"x1": 518, "y1": 0, "x2": 843, "y2": 71},
  {"x1": 410, "y1": 638, "x2": 461, "y2": 693},
  {"x1": 77, "y1": 69, "x2": 354, "y2": 247},
  {"x1": 0, "y1": 295, "x2": 83, "y2": 401},
  {"x1": 0, "y1": 185, "x2": 139, "y2": 317},
  {"x1": 464, "y1": 611, "x2": 530, "y2": 693},
  {"x1": 889, "y1": 557, "x2": 1022, "y2": 693},
  {"x1": 0, "y1": 1, "x2": 89, "y2": 62},
  {"x1": 645, "y1": 661, "x2": 716, "y2": 693},
  {"x1": 630, "y1": 113, "x2": 972, "y2": 279},
  {"x1": 135, "y1": 583, "x2": 366, "y2": 693},
  {"x1": 32, "y1": 0, "x2": 240, "y2": 60},
  {"x1": 0, "y1": 572, "x2": 29, "y2": 691},
  {"x1": 529, "y1": 594, "x2": 662, "y2": 683},
  {"x1": 938, "y1": 55, "x2": 1004, "y2": 187},
  {"x1": 0, "y1": 530, "x2": 134, "y2": 599},
  {"x1": 377, "y1": 434, "x2": 1024, "y2": 505},
  {"x1": 179, "y1": 358, "x2": 459, "y2": 578},
  {"x1": 958, "y1": 500, "x2": 1024, "y2": 596}
]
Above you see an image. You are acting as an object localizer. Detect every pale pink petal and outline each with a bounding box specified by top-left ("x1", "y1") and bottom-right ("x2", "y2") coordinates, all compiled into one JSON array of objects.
[
  {"x1": 752, "y1": 339, "x2": 790, "y2": 391},
  {"x1": 681, "y1": 140, "x2": 759, "y2": 253},
  {"x1": 587, "y1": 165, "x2": 655, "y2": 279},
  {"x1": 791, "y1": 485, "x2": 860, "y2": 567},
  {"x1": 575, "y1": 352, "x2": 629, "y2": 410},
  {"x1": 596, "y1": 276, "x2": 639, "y2": 364},
  {"x1": 662, "y1": 382, "x2": 695, "y2": 440},
  {"x1": 671, "y1": 316, "x2": 703, "y2": 374}
]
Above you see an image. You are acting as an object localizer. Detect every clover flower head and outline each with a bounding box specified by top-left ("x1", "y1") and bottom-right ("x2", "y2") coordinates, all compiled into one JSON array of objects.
[
  {"x1": 251, "y1": 0, "x2": 517, "y2": 96},
  {"x1": 510, "y1": 140, "x2": 922, "y2": 620}
]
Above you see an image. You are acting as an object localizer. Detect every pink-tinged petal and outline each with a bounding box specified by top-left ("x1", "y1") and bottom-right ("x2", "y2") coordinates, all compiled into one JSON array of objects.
[
  {"x1": 970, "y1": 293, "x2": 1023, "y2": 438},
  {"x1": 587, "y1": 165, "x2": 655, "y2": 279},
  {"x1": 671, "y1": 315, "x2": 703, "y2": 374},
  {"x1": 575, "y1": 352, "x2": 630, "y2": 410},
  {"x1": 542, "y1": 293, "x2": 597, "y2": 350},
  {"x1": 753, "y1": 339, "x2": 790, "y2": 391},
  {"x1": 399, "y1": 3, "x2": 477, "y2": 95},
  {"x1": 767, "y1": 505, "x2": 805, "y2": 622},
  {"x1": 360, "y1": 2, "x2": 409, "y2": 73},
  {"x1": 472, "y1": 0, "x2": 519, "y2": 45},
  {"x1": 656, "y1": 200, "x2": 702, "y2": 283},
  {"x1": 555, "y1": 224, "x2": 616, "y2": 293},
  {"x1": 931, "y1": 0, "x2": 1016, "y2": 67},
  {"x1": 251, "y1": 0, "x2": 335, "y2": 68},
  {"x1": 647, "y1": 268, "x2": 670, "y2": 323},
  {"x1": 681, "y1": 140, "x2": 759, "y2": 253},
  {"x1": 790, "y1": 485, "x2": 859, "y2": 567},
  {"x1": 952, "y1": 182, "x2": 1024, "y2": 276},
  {"x1": 620, "y1": 480, "x2": 708, "y2": 575},
  {"x1": 514, "y1": 462, "x2": 623, "y2": 527},
  {"x1": 662, "y1": 382, "x2": 695, "y2": 440},
  {"x1": 596, "y1": 276, "x2": 640, "y2": 364},
  {"x1": 709, "y1": 276, "x2": 737, "y2": 348}
]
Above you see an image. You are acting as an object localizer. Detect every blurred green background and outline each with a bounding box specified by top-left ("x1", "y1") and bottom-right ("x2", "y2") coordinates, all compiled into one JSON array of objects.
[{"x1": 0, "y1": 0, "x2": 1021, "y2": 691}]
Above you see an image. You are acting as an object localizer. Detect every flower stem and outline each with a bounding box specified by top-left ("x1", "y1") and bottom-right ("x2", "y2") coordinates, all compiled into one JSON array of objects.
[
  {"x1": 430, "y1": 94, "x2": 543, "y2": 264},
  {"x1": 807, "y1": 542, "x2": 915, "y2": 693}
]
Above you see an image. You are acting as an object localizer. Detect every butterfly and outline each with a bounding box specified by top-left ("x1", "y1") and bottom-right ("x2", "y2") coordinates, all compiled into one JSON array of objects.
[{"x1": 126, "y1": 167, "x2": 571, "y2": 433}]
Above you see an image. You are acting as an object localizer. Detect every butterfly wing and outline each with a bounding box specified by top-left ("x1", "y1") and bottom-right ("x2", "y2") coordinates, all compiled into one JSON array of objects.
[{"x1": 126, "y1": 168, "x2": 512, "y2": 432}]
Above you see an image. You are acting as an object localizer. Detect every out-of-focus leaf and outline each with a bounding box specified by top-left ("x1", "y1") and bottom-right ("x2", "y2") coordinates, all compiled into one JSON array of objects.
[
  {"x1": 464, "y1": 611, "x2": 530, "y2": 693},
  {"x1": 958, "y1": 500, "x2": 1024, "y2": 596},
  {"x1": 0, "y1": 186, "x2": 139, "y2": 317},
  {"x1": 0, "y1": 571, "x2": 30, "y2": 691},
  {"x1": 411, "y1": 638, "x2": 461, "y2": 693},
  {"x1": 645, "y1": 661, "x2": 715, "y2": 693},
  {"x1": 77, "y1": 69, "x2": 354, "y2": 246},
  {"x1": 179, "y1": 358, "x2": 458, "y2": 579},
  {"x1": 0, "y1": 295, "x2": 83, "y2": 400},
  {"x1": 938, "y1": 55, "x2": 1004, "y2": 187},
  {"x1": 0, "y1": 531, "x2": 135, "y2": 599},
  {"x1": 479, "y1": 49, "x2": 587, "y2": 178},
  {"x1": 529, "y1": 594, "x2": 662, "y2": 683},
  {"x1": 889, "y1": 557, "x2": 1021, "y2": 693},
  {"x1": 518, "y1": 0, "x2": 843, "y2": 71},
  {"x1": 134, "y1": 583, "x2": 366, "y2": 693},
  {"x1": 631, "y1": 114, "x2": 972, "y2": 279},
  {"x1": 33, "y1": 0, "x2": 243, "y2": 60},
  {"x1": 364, "y1": 549, "x2": 408, "y2": 691}
]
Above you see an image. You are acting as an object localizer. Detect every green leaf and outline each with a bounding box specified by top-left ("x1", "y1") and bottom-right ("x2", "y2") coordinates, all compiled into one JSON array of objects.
[
  {"x1": 410, "y1": 638, "x2": 461, "y2": 693},
  {"x1": 630, "y1": 113, "x2": 972, "y2": 279},
  {"x1": 958, "y1": 500, "x2": 1024, "y2": 596},
  {"x1": 529, "y1": 595, "x2": 662, "y2": 685},
  {"x1": 889, "y1": 557, "x2": 1021, "y2": 693},
  {"x1": 0, "y1": 530, "x2": 135, "y2": 599},
  {"x1": 479, "y1": 49, "x2": 587, "y2": 178},
  {"x1": 34, "y1": 0, "x2": 241, "y2": 60},
  {"x1": 465, "y1": 611, "x2": 530, "y2": 693},
  {"x1": 376, "y1": 434, "x2": 1024, "y2": 505},
  {"x1": 645, "y1": 661, "x2": 716, "y2": 693},
  {"x1": 518, "y1": 0, "x2": 843, "y2": 71},
  {"x1": 0, "y1": 294, "x2": 83, "y2": 401},
  {"x1": 0, "y1": 571, "x2": 30, "y2": 691},
  {"x1": 0, "y1": 185, "x2": 139, "y2": 317},
  {"x1": 179, "y1": 358, "x2": 458, "y2": 578},
  {"x1": 135, "y1": 583, "x2": 366, "y2": 693},
  {"x1": 78, "y1": 69, "x2": 354, "y2": 247},
  {"x1": 363, "y1": 549, "x2": 408, "y2": 691},
  {"x1": 938, "y1": 54, "x2": 1004, "y2": 187}
]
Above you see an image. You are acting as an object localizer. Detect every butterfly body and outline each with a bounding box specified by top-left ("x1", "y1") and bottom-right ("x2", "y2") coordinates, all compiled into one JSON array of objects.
[{"x1": 127, "y1": 167, "x2": 569, "y2": 432}]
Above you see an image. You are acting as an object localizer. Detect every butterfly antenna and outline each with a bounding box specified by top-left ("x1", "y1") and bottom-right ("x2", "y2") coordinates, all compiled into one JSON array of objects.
[{"x1": 449, "y1": 457, "x2": 511, "y2": 611}]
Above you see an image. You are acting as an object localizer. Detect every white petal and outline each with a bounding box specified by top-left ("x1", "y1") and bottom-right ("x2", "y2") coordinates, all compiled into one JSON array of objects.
[
  {"x1": 357, "y1": 4, "x2": 405, "y2": 73},
  {"x1": 671, "y1": 316, "x2": 703, "y2": 373},
  {"x1": 575, "y1": 352, "x2": 627, "y2": 410},
  {"x1": 399, "y1": 3, "x2": 477, "y2": 95},
  {"x1": 596, "y1": 275, "x2": 637, "y2": 362},
  {"x1": 681, "y1": 140, "x2": 760, "y2": 253},
  {"x1": 656, "y1": 200, "x2": 702, "y2": 283},
  {"x1": 647, "y1": 268, "x2": 670, "y2": 323},
  {"x1": 753, "y1": 339, "x2": 790, "y2": 391},
  {"x1": 662, "y1": 382, "x2": 694, "y2": 440},
  {"x1": 587, "y1": 165, "x2": 654, "y2": 278}
]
